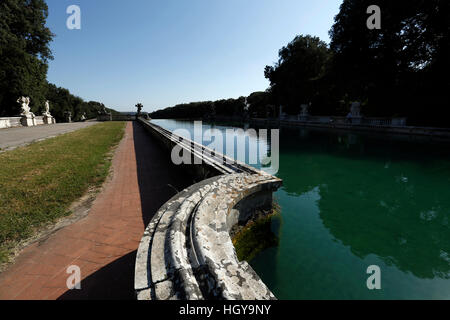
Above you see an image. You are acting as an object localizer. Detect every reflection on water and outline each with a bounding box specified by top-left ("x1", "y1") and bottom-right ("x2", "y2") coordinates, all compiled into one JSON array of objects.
[{"x1": 153, "y1": 120, "x2": 450, "y2": 299}]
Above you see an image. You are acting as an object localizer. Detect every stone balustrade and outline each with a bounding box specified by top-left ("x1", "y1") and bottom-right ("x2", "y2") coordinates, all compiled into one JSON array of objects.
[
  {"x1": 34, "y1": 116, "x2": 45, "y2": 126},
  {"x1": 0, "y1": 116, "x2": 56, "y2": 129},
  {"x1": 0, "y1": 117, "x2": 22, "y2": 129},
  {"x1": 134, "y1": 119, "x2": 283, "y2": 300}
]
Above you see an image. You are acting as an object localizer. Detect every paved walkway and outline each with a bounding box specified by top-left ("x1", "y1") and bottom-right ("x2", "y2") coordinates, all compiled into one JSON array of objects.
[
  {"x1": 0, "y1": 121, "x2": 192, "y2": 300},
  {"x1": 0, "y1": 122, "x2": 97, "y2": 152}
]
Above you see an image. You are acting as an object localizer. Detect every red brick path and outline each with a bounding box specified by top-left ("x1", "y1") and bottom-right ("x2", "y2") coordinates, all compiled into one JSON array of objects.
[{"x1": 0, "y1": 121, "x2": 191, "y2": 300}]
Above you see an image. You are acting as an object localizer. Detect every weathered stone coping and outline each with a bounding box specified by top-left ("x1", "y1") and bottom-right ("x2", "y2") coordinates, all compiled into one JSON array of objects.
[
  {"x1": 135, "y1": 174, "x2": 282, "y2": 300},
  {"x1": 138, "y1": 118, "x2": 263, "y2": 177},
  {"x1": 0, "y1": 117, "x2": 22, "y2": 129},
  {"x1": 134, "y1": 119, "x2": 283, "y2": 300}
]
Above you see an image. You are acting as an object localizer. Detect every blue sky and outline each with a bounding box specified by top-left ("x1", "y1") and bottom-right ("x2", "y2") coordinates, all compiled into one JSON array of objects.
[{"x1": 46, "y1": 0, "x2": 343, "y2": 112}]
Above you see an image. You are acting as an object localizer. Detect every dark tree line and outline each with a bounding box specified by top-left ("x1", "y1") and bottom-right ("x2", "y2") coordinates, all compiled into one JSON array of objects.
[
  {"x1": 152, "y1": 1, "x2": 450, "y2": 127},
  {"x1": 46, "y1": 83, "x2": 118, "y2": 122},
  {"x1": 151, "y1": 98, "x2": 248, "y2": 120},
  {"x1": 328, "y1": 0, "x2": 449, "y2": 126},
  {"x1": 0, "y1": 0, "x2": 116, "y2": 122}
]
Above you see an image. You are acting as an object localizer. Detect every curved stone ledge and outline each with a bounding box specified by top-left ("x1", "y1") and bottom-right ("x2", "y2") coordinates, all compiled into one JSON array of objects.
[
  {"x1": 135, "y1": 119, "x2": 282, "y2": 300},
  {"x1": 135, "y1": 173, "x2": 282, "y2": 300}
]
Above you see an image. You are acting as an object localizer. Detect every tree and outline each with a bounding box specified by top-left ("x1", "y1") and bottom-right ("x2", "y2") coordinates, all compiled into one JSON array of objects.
[
  {"x1": 150, "y1": 98, "x2": 247, "y2": 120},
  {"x1": 329, "y1": 0, "x2": 450, "y2": 123},
  {"x1": 149, "y1": 2, "x2": 449, "y2": 126},
  {"x1": 46, "y1": 83, "x2": 118, "y2": 122},
  {"x1": 264, "y1": 35, "x2": 331, "y2": 115},
  {"x1": 247, "y1": 91, "x2": 275, "y2": 118},
  {"x1": 0, "y1": 0, "x2": 54, "y2": 116}
]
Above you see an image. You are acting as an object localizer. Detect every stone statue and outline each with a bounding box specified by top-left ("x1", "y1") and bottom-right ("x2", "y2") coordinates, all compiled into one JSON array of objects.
[
  {"x1": 244, "y1": 98, "x2": 250, "y2": 111},
  {"x1": 300, "y1": 104, "x2": 309, "y2": 116},
  {"x1": 42, "y1": 100, "x2": 52, "y2": 117},
  {"x1": 98, "y1": 105, "x2": 109, "y2": 115},
  {"x1": 97, "y1": 105, "x2": 112, "y2": 121},
  {"x1": 298, "y1": 103, "x2": 311, "y2": 122},
  {"x1": 348, "y1": 101, "x2": 362, "y2": 125},
  {"x1": 17, "y1": 96, "x2": 32, "y2": 116},
  {"x1": 17, "y1": 96, "x2": 37, "y2": 126},
  {"x1": 350, "y1": 102, "x2": 361, "y2": 117},
  {"x1": 64, "y1": 111, "x2": 72, "y2": 123}
]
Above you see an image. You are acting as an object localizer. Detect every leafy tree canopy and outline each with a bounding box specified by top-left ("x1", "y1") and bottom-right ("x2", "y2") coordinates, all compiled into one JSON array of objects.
[
  {"x1": 0, "y1": 0, "x2": 116, "y2": 120},
  {"x1": 329, "y1": 0, "x2": 450, "y2": 122},
  {"x1": 264, "y1": 35, "x2": 331, "y2": 115},
  {"x1": 0, "y1": 0, "x2": 53, "y2": 116}
]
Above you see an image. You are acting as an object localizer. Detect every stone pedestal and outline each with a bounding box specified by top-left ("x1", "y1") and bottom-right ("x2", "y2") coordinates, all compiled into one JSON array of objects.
[
  {"x1": 43, "y1": 115, "x2": 56, "y2": 125},
  {"x1": 351, "y1": 117, "x2": 362, "y2": 125},
  {"x1": 34, "y1": 116, "x2": 45, "y2": 125},
  {"x1": 20, "y1": 115, "x2": 35, "y2": 127}
]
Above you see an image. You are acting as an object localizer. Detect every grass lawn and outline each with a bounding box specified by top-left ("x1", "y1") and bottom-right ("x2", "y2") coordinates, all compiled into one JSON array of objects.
[{"x1": 0, "y1": 122, "x2": 126, "y2": 264}]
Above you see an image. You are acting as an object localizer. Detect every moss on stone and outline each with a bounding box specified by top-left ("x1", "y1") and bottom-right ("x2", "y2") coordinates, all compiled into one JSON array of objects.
[{"x1": 232, "y1": 202, "x2": 281, "y2": 262}]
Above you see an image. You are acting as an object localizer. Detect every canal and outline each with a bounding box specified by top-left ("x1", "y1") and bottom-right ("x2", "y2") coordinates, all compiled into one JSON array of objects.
[{"x1": 152, "y1": 119, "x2": 450, "y2": 300}]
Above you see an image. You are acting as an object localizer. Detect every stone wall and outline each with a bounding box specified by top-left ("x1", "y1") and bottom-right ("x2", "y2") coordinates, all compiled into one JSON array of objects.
[
  {"x1": 97, "y1": 114, "x2": 150, "y2": 122},
  {"x1": 134, "y1": 118, "x2": 283, "y2": 300},
  {"x1": 97, "y1": 114, "x2": 112, "y2": 122},
  {"x1": 34, "y1": 116, "x2": 45, "y2": 126},
  {"x1": 0, "y1": 117, "x2": 22, "y2": 129},
  {"x1": 249, "y1": 118, "x2": 450, "y2": 140},
  {"x1": 111, "y1": 114, "x2": 136, "y2": 121},
  {"x1": 0, "y1": 116, "x2": 57, "y2": 129}
]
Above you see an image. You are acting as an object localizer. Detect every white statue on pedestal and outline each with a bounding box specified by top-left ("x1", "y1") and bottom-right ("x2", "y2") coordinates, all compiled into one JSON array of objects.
[
  {"x1": 42, "y1": 100, "x2": 52, "y2": 117},
  {"x1": 350, "y1": 102, "x2": 361, "y2": 117},
  {"x1": 347, "y1": 101, "x2": 362, "y2": 125},
  {"x1": 17, "y1": 96, "x2": 33, "y2": 116},
  {"x1": 17, "y1": 96, "x2": 36, "y2": 126},
  {"x1": 244, "y1": 97, "x2": 250, "y2": 111},
  {"x1": 300, "y1": 104, "x2": 309, "y2": 116}
]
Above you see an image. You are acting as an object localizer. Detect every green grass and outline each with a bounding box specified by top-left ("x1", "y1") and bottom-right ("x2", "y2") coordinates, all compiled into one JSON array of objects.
[
  {"x1": 0, "y1": 122, "x2": 126, "y2": 263},
  {"x1": 232, "y1": 203, "x2": 281, "y2": 262}
]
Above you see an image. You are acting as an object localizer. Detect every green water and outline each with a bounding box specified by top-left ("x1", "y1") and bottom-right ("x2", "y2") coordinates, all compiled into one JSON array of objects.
[{"x1": 153, "y1": 120, "x2": 450, "y2": 300}]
